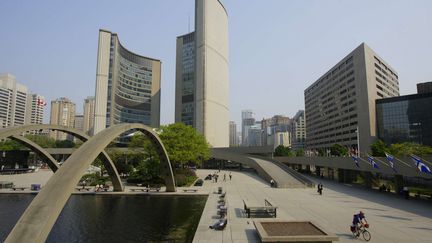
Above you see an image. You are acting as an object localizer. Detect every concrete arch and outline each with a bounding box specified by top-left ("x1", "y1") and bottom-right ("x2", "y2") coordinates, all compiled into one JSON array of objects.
[
  {"x1": 10, "y1": 135, "x2": 60, "y2": 172},
  {"x1": 5, "y1": 123, "x2": 175, "y2": 243},
  {"x1": 0, "y1": 124, "x2": 123, "y2": 192}
]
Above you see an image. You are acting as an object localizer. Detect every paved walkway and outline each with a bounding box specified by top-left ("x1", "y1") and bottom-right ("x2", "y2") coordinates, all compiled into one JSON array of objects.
[
  {"x1": 193, "y1": 169, "x2": 432, "y2": 243},
  {"x1": 252, "y1": 158, "x2": 305, "y2": 188}
]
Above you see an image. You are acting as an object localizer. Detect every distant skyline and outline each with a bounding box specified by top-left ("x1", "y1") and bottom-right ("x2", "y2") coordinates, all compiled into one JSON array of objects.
[{"x1": 1, "y1": 0, "x2": 431, "y2": 127}]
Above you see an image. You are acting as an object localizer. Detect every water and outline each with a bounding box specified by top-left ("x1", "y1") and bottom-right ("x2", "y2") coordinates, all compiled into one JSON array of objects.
[{"x1": 0, "y1": 194, "x2": 207, "y2": 242}]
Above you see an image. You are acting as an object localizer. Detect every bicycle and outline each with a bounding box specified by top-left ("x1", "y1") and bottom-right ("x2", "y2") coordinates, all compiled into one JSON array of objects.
[{"x1": 351, "y1": 223, "x2": 371, "y2": 241}]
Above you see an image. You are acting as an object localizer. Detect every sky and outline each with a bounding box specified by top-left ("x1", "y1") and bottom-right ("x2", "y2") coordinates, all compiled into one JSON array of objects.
[{"x1": 0, "y1": 0, "x2": 431, "y2": 127}]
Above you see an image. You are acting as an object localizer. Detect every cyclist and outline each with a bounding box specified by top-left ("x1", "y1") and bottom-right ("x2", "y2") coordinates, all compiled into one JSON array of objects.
[{"x1": 352, "y1": 211, "x2": 368, "y2": 233}]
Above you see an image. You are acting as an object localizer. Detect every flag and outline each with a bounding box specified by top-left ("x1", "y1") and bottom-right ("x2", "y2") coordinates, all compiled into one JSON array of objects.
[
  {"x1": 411, "y1": 155, "x2": 432, "y2": 174},
  {"x1": 352, "y1": 155, "x2": 360, "y2": 168},
  {"x1": 367, "y1": 155, "x2": 380, "y2": 169},
  {"x1": 385, "y1": 153, "x2": 397, "y2": 172}
]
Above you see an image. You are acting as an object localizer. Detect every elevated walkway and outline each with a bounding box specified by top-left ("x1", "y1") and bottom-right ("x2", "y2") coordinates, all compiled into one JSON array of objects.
[{"x1": 211, "y1": 148, "x2": 313, "y2": 188}]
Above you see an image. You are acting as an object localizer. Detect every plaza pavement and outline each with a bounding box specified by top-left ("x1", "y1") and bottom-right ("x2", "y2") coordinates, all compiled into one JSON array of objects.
[
  {"x1": 1, "y1": 169, "x2": 431, "y2": 242},
  {"x1": 193, "y1": 169, "x2": 432, "y2": 243}
]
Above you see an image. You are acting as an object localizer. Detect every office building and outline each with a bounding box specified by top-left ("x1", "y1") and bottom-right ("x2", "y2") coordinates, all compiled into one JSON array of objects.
[
  {"x1": 50, "y1": 97, "x2": 76, "y2": 140},
  {"x1": 268, "y1": 131, "x2": 291, "y2": 148},
  {"x1": 261, "y1": 115, "x2": 292, "y2": 147},
  {"x1": 248, "y1": 123, "x2": 262, "y2": 147},
  {"x1": 229, "y1": 121, "x2": 237, "y2": 147},
  {"x1": 74, "y1": 114, "x2": 84, "y2": 132},
  {"x1": 305, "y1": 43, "x2": 399, "y2": 155},
  {"x1": 241, "y1": 110, "x2": 254, "y2": 146},
  {"x1": 175, "y1": 0, "x2": 229, "y2": 147},
  {"x1": 417, "y1": 82, "x2": 432, "y2": 94},
  {"x1": 26, "y1": 94, "x2": 46, "y2": 125},
  {"x1": 292, "y1": 110, "x2": 306, "y2": 150},
  {"x1": 94, "y1": 29, "x2": 161, "y2": 134},
  {"x1": 83, "y1": 96, "x2": 95, "y2": 135},
  {"x1": 0, "y1": 74, "x2": 28, "y2": 128},
  {"x1": 376, "y1": 90, "x2": 432, "y2": 146}
]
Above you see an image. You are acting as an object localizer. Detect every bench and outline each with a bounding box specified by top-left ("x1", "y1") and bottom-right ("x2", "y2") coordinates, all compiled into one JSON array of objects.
[
  {"x1": 76, "y1": 187, "x2": 92, "y2": 191},
  {"x1": 130, "y1": 188, "x2": 147, "y2": 192},
  {"x1": 182, "y1": 189, "x2": 198, "y2": 193},
  {"x1": 209, "y1": 218, "x2": 228, "y2": 230},
  {"x1": 11, "y1": 187, "x2": 27, "y2": 191},
  {"x1": 243, "y1": 199, "x2": 277, "y2": 218},
  {"x1": 145, "y1": 187, "x2": 161, "y2": 192}
]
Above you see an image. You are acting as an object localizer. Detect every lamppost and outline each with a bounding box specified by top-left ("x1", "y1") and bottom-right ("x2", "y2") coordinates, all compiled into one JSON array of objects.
[{"x1": 356, "y1": 126, "x2": 360, "y2": 157}]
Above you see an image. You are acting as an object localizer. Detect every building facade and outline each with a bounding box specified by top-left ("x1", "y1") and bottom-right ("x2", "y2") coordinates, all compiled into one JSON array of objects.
[
  {"x1": 291, "y1": 110, "x2": 306, "y2": 150},
  {"x1": 248, "y1": 123, "x2": 262, "y2": 147},
  {"x1": 305, "y1": 43, "x2": 399, "y2": 155},
  {"x1": 417, "y1": 82, "x2": 432, "y2": 94},
  {"x1": 83, "y1": 96, "x2": 95, "y2": 135},
  {"x1": 0, "y1": 74, "x2": 28, "y2": 128},
  {"x1": 94, "y1": 29, "x2": 161, "y2": 134},
  {"x1": 261, "y1": 115, "x2": 292, "y2": 147},
  {"x1": 50, "y1": 97, "x2": 76, "y2": 140},
  {"x1": 175, "y1": 0, "x2": 229, "y2": 147},
  {"x1": 26, "y1": 94, "x2": 46, "y2": 126},
  {"x1": 74, "y1": 114, "x2": 84, "y2": 132},
  {"x1": 376, "y1": 92, "x2": 432, "y2": 146},
  {"x1": 229, "y1": 121, "x2": 237, "y2": 147},
  {"x1": 241, "y1": 110, "x2": 254, "y2": 146}
]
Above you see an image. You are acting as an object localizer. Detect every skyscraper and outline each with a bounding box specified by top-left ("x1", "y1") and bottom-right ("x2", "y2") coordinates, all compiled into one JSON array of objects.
[
  {"x1": 0, "y1": 74, "x2": 28, "y2": 128},
  {"x1": 25, "y1": 94, "x2": 46, "y2": 134},
  {"x1": 50, "y1": 97, "x2": 76, "y2": 140},
  {"x1": 291, "y1": 110, "x2": 306, "y2": 150},
  {"x1": 241, "y1": 110, "x2": 253, "y2": 146},
  {"x1": 83, "y1": 96, "x2": 95, "y2": 135},
  {"x1": 229, "y1": 121, "x2": 237, "y2": 147},
  {"x1": 261, "y1": 115, "x2": 292, "y2": 147},
  {"x1": 305, "y1": 43, "x2": 399, "y2": 155},
  {"x1": 74, "y1": 114, "x2": 84, "y2": 132},
  {"x1": 175, "y1": 0, "x2": 229, "y2": 147},
  {"x1": 94, "y1": 29, "x2": 161, "y2": 134}
]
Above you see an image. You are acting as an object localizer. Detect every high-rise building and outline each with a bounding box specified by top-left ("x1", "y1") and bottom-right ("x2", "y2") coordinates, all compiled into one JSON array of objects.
[
  {"x1": 229, "y1": 121, "x2": 237, "y2": 147},
  {"x1": 25, "y1": 94, "x2": 46, "y2": 134},
  {"x1": 0, "y1": 74, "x2": 28, "y2": 128},
  {"x1": 261, "y1": 115, "x2": 292, "y2": 147},
  {"x1": 417, "y1": 82, "x2": 432, "y2": 94},
  {"x1": 50, "y1": 97, "x2": 76, "y2": 140},
  {"x1": 376, "y1": 88, "x2": 432, "y2": 146},
  {"x1": 248, "y1": 122, "x2": 262, "y2": 147},
  {"x1": 241, "y1": 110, "x2": 254, "y2": 146},
  {"x1": 83, "y1": 96, "x2": 95, "y2": 135},
  {"x1": 175, "y1": 0, "x2": 229, "y2": 147},
  {"x1": 292, "y1": 110, "x2": 306, "y2": 150},
  {"x1": 74, "y1": 114, "x2": 84, "y2": 132},
  {"x1": 305, "y1": 43, "x2": 399, "y2": 155},
  {"x1": 94, "y1": 29, "x2": 161, "y2": 134}
]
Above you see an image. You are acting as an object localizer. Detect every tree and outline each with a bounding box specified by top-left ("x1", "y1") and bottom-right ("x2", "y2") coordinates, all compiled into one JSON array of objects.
[
  {"x1": 295, "y1": 149, "x2": 305, "y2": 157},
  {"x1": 24, "y1": 135, "x2": 56, "y2": 148},
  {"x1": 370, "y1": 139, "x2": 387, "y2": 157},
  {"x1": 158, "y1": 123, "x2": 210, "y2": 166},
  {"x1": 0, "y1": 139, "x2": 24, "y2": 151},
  {"x1": 388, "y1": 142, "x2": 432, "y2": 157},
  {"x1": 274, "y1": 145, "x2": 294, "y2": 157},
  {"x1": 330, "y1": 144, "x2": 348, "y2": 156}
]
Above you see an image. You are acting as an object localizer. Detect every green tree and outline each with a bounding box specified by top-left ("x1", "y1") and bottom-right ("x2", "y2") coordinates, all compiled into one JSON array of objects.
[
  {"x1": 295, "y1": 149, "x2": 305, "y2": 157},
  {"x1": 370, "y1": 139, "x2": 387, "y2": 157},
  {"x1": 0, "y1": 139, "x2": 24, "y2": 151},
  {"x1": 55, "y1": 140, "x2": 76, "y2": 148},
  {"x1": 330, "y1": 144, "x2": 348, "y2": 156},
  {"x1": 274, "y1": 145, "x2": 294, "y2": 157},
  {"x1": 24, "y1": 135, "x2": 56, "y2": 148},
  {"x1": 158, "y1": 123, "x2": 210, "y2": 166},
  {"x1": 388, "y1": 142, "x2": 432, "y2": 157}
]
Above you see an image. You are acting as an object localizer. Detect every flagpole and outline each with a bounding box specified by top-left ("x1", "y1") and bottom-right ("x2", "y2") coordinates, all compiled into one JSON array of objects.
[{"x1": 356, "y1": 126, "x2": 360, "y2": 157}]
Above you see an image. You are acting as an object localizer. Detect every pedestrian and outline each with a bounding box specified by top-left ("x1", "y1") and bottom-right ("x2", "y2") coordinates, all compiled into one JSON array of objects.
[
  {"x1": 270, "y1": 179, "x2": 275, "y2": 188},
  {"x1": 215, "y1": 174, "x2": 218, "y2": 183},
  {"x1": 317, "y1": 183, "x2": 323, "y2": 195},
  {"x1": 229, "y1": 172, "x2": 232, "y2": 180},
  {"x1": 223, "y1": 173, "x2": 226, "y2": 181}
]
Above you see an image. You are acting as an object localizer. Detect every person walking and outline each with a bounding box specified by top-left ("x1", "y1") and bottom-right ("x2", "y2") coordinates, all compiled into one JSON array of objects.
[
  {"x1": 317, "y1": 183, "x2": 323, "y2": 195},
  {"x1": 270, "y1": 179, "x2": 275, "y2": 188},
  {"x1": 229, "y1": 172, "x2": 232, "y2": 180},
  {"x1": 223, "y1": 173, "x2": 226, "y2": 181}
]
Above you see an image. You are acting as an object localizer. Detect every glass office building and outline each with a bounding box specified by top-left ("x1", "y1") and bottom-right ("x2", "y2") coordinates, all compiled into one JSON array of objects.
[{"x1": 376, "y1": 92, "x2": 432, "y2": 146}]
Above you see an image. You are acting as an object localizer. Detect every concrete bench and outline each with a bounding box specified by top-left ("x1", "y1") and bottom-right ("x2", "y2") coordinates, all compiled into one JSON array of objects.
[
  {"x1": 182, "y1": 189, "x2": 198, "y2": 193},
  {"x1": 145, "y1": 187, "x2": 160, "y2": 192},
  {"x1": 130, "y1": 188, "x2": 146, "y2": 192},
  {"x1": 11, "y1": 187, "x2": 27, "y2": 191}
]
